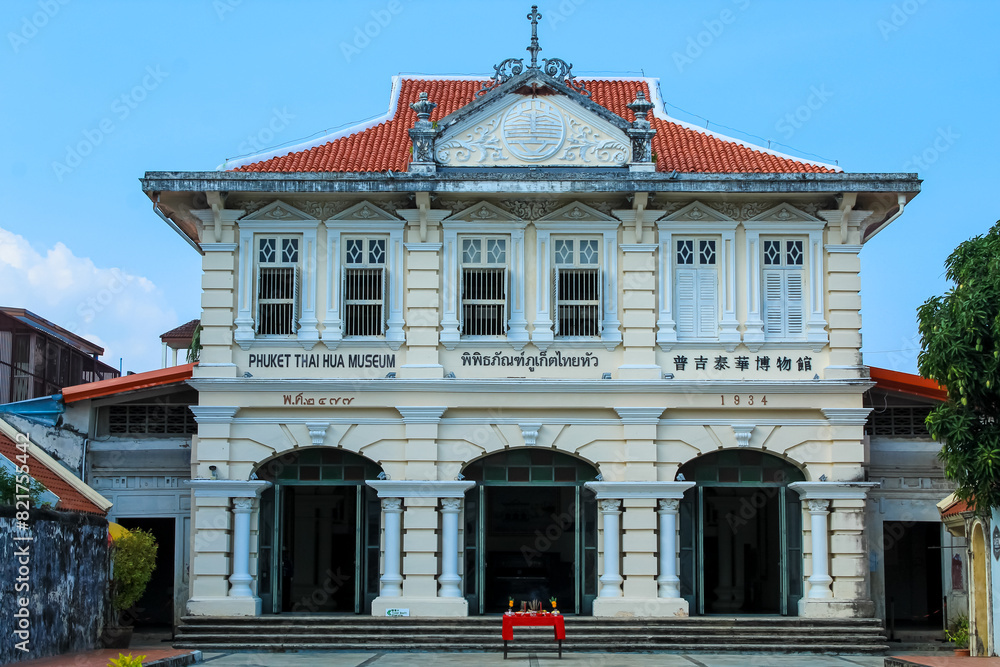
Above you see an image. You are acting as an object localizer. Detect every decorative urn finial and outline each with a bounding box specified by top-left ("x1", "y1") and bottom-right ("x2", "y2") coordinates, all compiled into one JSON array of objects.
[
  {"x1": 408, "y1": 91, "x2": 438, "y2": 173},
  {"x1": 627, "y1": 89, "x2": 657, "y2": 171}
]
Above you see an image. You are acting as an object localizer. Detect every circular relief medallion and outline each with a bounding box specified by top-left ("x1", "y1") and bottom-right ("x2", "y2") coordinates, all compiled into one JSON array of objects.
[{"x1": 501, "y1": 99, "x2": 566, "y2": 162}]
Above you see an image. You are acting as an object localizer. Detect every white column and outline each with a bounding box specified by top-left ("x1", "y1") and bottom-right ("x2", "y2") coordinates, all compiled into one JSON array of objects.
[
  {"x1": 229, "y1": 497, "x2": 254, "y2": 598},
  {"x1": 380, "y1": 497, "x2": 403, "y2": 597},
  {"x1": 657, "y1": 498, "x2": 680, "y2": 598},
  {"x1": 234, "y1": 227, "x2": 256, "y2": 348},
  {"x1": 806, "y1": 498, "x2": 833, "y2": 598},
  {"x1": 439, "y1": 497, "x2": 462, "y2": 597},
  {"x1": 385, "y1": 227, "x2": 406, "y2": 350},
  {"x1": 743, "y1": 229, "x2": 764, "y2": 351},
  {"x1": 598, "y1": 498, "x2": 623, "y2": 597}
]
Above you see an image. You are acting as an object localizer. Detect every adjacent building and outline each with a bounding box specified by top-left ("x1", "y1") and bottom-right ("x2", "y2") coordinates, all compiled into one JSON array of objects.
[{"x1": 141, "y1": 17, "x2": 922, "y2": 620}]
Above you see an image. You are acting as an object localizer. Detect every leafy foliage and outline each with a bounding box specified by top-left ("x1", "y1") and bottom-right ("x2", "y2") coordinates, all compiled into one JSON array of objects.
[
  {"x1": 110, "y1": 528, "x2": 158, "y2": 622},
  {"x1": 0, "y1": 466, "x2": 49, "y2": 507},
  {"x1": 108, "y1": 653, "x2": 146, "y2": 667},
  {"x1": 945, "y1": 614, "x2": 970, "y2": 648},
  {"x1": 186, "y1": 324, "x2": 202, "y2": 363},
  {"x1": 918, "y1": 221, "x2": 1000, "y2": 512}
]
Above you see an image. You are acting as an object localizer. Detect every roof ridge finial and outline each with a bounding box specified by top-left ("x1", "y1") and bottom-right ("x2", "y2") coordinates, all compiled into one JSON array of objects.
[{"x1": 527, "y1": 5, "x2": 542, "y2": 69}]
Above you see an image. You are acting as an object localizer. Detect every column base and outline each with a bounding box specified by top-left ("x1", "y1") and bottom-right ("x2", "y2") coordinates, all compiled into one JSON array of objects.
[
  {"x1": 593, "y1": 597, "x2": 689, "y2": 618},
  {"x1": 371, "y1": 597, "x2": 468, "y2": 617},
  {"x1": 798, "y1": 598, "x2": 876, "y2": 618},
  {"x1": 186, "y1": 596, "x2": 261, "y2": 616}
]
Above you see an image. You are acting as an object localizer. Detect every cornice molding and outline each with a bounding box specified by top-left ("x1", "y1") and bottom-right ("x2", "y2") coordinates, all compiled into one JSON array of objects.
[
  {"x1": 366, "y1": 480, "x2": 475, "y2": 499},
  {"x1": 822, "y1": 408, "x2": 873, "y2": 426},
  {"x1": 586, "y1": 481, "x2": 696, "y2": 499},
  {"x1": 189, "y1": 406, "x2": 239, "y2": 423},
  {"x1": 200, "y1": 243, "x2": 238, "y2": 252},
  {"x1": 188, "y1": 479, "x2": 271, "y2": 498},
  {"x1": 396, "y1": 406, "x2": 447, "y2": 423},
  {"x1": 788, "y1": 481, "x2": 880, "y2": 501},
  {"x1": 614, "y1": 407, "x2": 666, "y2": 424}
]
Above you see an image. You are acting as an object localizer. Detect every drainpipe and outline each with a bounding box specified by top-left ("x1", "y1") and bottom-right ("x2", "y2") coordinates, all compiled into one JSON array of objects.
[{"x1": 863, "y1": 194, "x2": 907, "y2": 243}]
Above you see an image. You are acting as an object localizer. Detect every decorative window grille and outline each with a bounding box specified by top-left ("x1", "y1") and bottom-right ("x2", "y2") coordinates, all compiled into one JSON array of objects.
[
  {"x1": 675, "y1": 238, "x2": 719, "y2": 338},
  {"x1": 343, "y1": 237, "x2": 387, "y2": 336},
  {"x1": 762, "y1": 238, "x2": 804, "y2": 339},
  {"x1": 107, "y1": 404, "x2": 197, "y2": 435},
  {"x1": 255, "y1": 237, "x2": 300, "y2": 335},
  {"x1": 461, "y1": 237, "x2": 508, "y2": 336},
  {"x1": 552, "y1": 238, "x2": 602, "y2": 337},
  {"x1": 865, "y1": 406, "x2": 933, "y2": 438}
]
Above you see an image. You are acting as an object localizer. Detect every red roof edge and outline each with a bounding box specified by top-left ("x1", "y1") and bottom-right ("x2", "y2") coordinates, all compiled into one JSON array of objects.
[
  {"x1": 869, "y1": 366, "x2": 948, "y2": 402},
  {"x1": 0, "y1": 432, "x2": 107, "y2": 515},
  {"x1": 940, "y1": 496, "x2": 974, "y2": 518},
  {"x1": 62, "y1": 363, "x2": 196, "y2": 403}
]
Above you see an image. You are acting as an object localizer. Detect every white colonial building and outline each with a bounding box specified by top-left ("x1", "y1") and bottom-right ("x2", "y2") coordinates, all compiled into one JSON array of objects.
[{"x1": 142, "y1": 16, "x2": 919, "y2": 621}]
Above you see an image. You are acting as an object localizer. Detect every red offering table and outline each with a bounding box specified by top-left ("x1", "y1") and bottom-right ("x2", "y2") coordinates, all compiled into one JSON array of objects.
[{"x1": 501, "y1": 612, "x2": 565, "y2": 659}]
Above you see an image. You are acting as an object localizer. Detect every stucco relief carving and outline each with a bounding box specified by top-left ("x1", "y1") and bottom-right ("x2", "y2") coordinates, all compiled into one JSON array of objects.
[
  {"x1": 806, "y1": 499, "x2": 830, "y2": 513},
  {"x1": 498, "y1": 199, "x2": 558, "y2": 219},
  {"x1": 381, "y1": 497, "x2": 403, "y2": 512},
  {"x1": 599, "y1": 498, "x2": 622, "y2": 513},
  {"x1": 560, "y1": 119, "x2": 628, "y2": 165}
]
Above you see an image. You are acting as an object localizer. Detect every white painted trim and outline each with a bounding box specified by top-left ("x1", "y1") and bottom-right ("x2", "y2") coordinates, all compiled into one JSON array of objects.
[
  {"x1": 788, "y1": 481, "x2": 880, "y2": 500},
  {"x1": 825, "y1": 244, "x2": 864, "y2": 254},
  {"x1": 228, "y1": 417, "x2": 832, "y2": 427},
  {"x1": 614, "y1": 406, "x2": 666, "y2": 423},
  {"x1": 201, "y1": 243, "x2": 238, "y2": 252},
  {"x1": 404, "y1": 243, "x2": 443, "y2": 252},
  {"x1": 189, "y1": 406, "x2": 239, "y2": 423},
  {"x1": 822, "y1": 407, "x2": 873, "y2": 426},
  {"x1": 189, "y1": 479, "x2": 271, "y2": 498},
  {"x1": 366, "y1": 480, "x2": 475, "y2": 499},
  {"x1": 586, "y1": 481, "x2": 696, "y2": 499},
  {"x1": 396, "y1": 406, "x2": 447, "y2": 423},
  {"x1": 620, "y1": 243, "x2": 658, "y2": 253}
]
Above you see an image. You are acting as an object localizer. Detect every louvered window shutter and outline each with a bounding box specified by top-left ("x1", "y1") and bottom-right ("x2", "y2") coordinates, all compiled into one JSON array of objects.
[
  {"x1": 552, "y1": 267, "x2": 560, "y2": 336},
  {"x1": 291, "y1": 265, "x2": 300, "y2": 332},
  {"x1": 696, "y1": 269, "x2": 718, "y2": 338},
  {"x1": 596, "y1": 268, "x2": 604, "y2": 336},
  {"x1": 254, "y1": 264, "x2": 263, "y2": 334},
  {"x1": 785, "y1": 271, "x2": 804, "y2": 336},
  {"x1": 676, "y1": 269, "x2": 697, "y2": 337},
  {"x1": 763, "y1": 270, "x2": 785, "y2": 337},
  {"x1": 502, "y1": 266, "x2": 510, "y2": 332}
]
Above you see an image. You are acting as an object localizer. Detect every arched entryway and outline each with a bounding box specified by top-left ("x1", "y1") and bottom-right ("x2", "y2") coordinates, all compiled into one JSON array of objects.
[
  {"x1": 255, "y1": 448, "x2": 382, "y2": 614},
  {"x1": 461, "y1": 448, "x2": 599, "y2": 615},
  {"x1": 678, "y1": 449, "x2": 805, "y2": 615}
]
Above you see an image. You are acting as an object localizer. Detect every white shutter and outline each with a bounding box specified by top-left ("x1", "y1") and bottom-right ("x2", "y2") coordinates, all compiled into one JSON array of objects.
[
  {"x1": 675, "y1": 269, "x2": 697, "y2": 337},
  {"x1": 380, "y1": 267, "x2": 388, "y2": 335},
  {"x1": 763, "y1": 270, "x2": 784, "y2": 337},
  {"x1": 502, "y1": 266, "x2": 510, "y2": 333},
  {"x1": 254, "y1": 264, "x2": 263, "y2": 333},
  {"x1": 458, "y1": 268, "x2": 465, "y2": 334},
  {"x1": 696, "y1": 269, "x2": 718, "y2": 338},
  {"x1": 596, "y1": 268, "x2": 604, "y2": 336},
  {"x1": 340, "y1": 265, "x2": 348, "y2": 332},
  {"x1": 552, "y1": 267, "x2": 560, "y2": 336},
  {"x1": 291, "y1": 265, "x2": 300, "y2": 333},
  {"x1": 785, "y1": 271, "x2": 804, "y2": 336}
]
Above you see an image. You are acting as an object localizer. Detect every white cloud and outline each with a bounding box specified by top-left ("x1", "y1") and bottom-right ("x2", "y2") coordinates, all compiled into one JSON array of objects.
[{"x1": 0, "y1": 227, "x2": 178, "y2": 373}]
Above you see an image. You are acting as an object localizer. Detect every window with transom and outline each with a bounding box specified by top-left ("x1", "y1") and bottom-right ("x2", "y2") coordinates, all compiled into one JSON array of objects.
[
  {"x1": 461, "y1": 236, "x2": 508, "y2": 337},
  {"x1": 674, "y1": 238, "x2": 719, "y2": 339},
  {"x1": 255, "y1": 236, "x2": 300, "y2": 336},
  {"x1": 343, "y1": 237, "x2": 387, "y2": 337},
  {"x1": 762, "y1": 238, "x2": 805, "y2": 339},
  {"x1": 552, "y1": 238, "x2": 602, "y2": 337}
]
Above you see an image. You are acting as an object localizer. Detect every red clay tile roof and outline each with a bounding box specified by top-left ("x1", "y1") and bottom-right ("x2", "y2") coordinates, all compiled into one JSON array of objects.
[
  {"x1": 940, "y1": 497, "x2": 974, "y2": 518},
  {"x1": 160, "y1": 319, "x2": 200, "y2": 342},
  {"x1": 0, "y1": 432, "x2": 106, "y2": 515},
  {"x1": 62, "y1": 363, "x2": 195, "y2": 404},
  {"x1": 230, "y1": 77, "x2": 839, "y2": 175},
  {"x1": 869, "y1": 366, "x2": 948, "y2": 402}
]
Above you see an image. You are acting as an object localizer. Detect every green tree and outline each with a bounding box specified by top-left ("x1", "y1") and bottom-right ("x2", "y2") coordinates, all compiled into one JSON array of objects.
[
  {"x1": 0, "y1": 467, "x2": 49, "y2": 507},
  {"x1": 110, "y1": 528, "x2": 158, "y2": 626},
  {"x1": 917, "y1": 220, "x2": 1000, "y2": 512}
]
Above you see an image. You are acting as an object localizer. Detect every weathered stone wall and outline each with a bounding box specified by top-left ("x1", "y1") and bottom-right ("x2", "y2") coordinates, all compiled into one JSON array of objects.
[{"x1": 0, "y1": 507, "x2": 108, "y2": 664}]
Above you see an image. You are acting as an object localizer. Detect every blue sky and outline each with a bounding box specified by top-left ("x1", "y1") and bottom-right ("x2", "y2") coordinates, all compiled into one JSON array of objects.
[{"x1": 1, "y1": 0, "x2": 997, "y2": 374}]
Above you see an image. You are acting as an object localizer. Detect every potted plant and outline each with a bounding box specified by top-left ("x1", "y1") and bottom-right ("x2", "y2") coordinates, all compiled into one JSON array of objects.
[
  {"x1": 945, "y1": 614, "x2": 970, "y2": 657},
  {"x1": 102, "y1": 528, "x2": 158, "y2": 649}
]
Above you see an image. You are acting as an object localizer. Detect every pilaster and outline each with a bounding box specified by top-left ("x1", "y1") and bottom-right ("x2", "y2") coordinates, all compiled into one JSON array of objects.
[
  {"x1": 616, "y1": 243, "x2": 660, "y2": 379},
  {"x1": 398, "y1": 206, "x2": 450, "y2": 377}
]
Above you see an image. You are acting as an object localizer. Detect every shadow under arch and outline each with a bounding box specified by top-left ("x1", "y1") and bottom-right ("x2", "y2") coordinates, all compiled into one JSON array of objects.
[
  {"x1": 254, "y1": 447, "x2": 384, "y2": 616},
  {"x1": 461, "y1": 447, "x2": 600, "y2": 617},
  {"x1": 677, "y1": 448, "x2": 805, "y2": 617}
]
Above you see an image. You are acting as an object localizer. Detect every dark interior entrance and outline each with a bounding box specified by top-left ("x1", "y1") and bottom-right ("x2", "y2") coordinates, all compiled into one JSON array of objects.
[
  {"x1": 702, "y1": 487, "x2": 782, "y2": 614},
  {"x1": 256, "y1": 448, "x2": 382, "y2": 614},
  {"x1": 462, "y1": 449, "x2": 598, "y2": 615},
  {"x1": 482, "y1": 486, "x2": 577, "y2": 613},
  {"x1": 117, "y1": 517, "x2": 174, "y2": 627},
  {"x1": 679, "y1": 450, "x2": 804, "y2": 616},
  {"x1": 884, "y1": 521, "x2": 943, "y2": 628}
]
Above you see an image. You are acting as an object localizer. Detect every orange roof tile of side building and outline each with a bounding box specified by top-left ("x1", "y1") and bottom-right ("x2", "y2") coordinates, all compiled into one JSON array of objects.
[
  {"x1": 225, "y1": 77, "x2": 840, "y2": 175},
  {"x1": 61, "y1": 363, "x2": 195, "y2": 404},
  {"x1": 868, "y1": 366, "x2": 947, "y2": 402}
]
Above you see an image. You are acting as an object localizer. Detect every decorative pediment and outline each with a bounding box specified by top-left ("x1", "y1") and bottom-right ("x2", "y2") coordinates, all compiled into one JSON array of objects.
[
  {"x1": 329, "y1": 200, "x2": 401, "y2": 222},
  {"x1": 435, "y1": 93, "x2": 631, "y2": 169},
  {"x1": 241, "y1": 200, "x2": 317, "y2": 222},
  {"x1": 538, "y1": 201, "x2": 618, "y2": 224},
  {"x1": 746, "y1": 203, "x2": 821, "y2": 224},
  {"x1": 444, "y1": 200, "x2": 523, "y2": 224},
  {"x1": 658, "y1": 201, "x2": 737, "y2": 225}
]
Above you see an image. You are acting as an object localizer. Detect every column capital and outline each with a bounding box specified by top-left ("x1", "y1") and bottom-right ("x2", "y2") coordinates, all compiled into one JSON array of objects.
[
  {"x1": 598, "y1": 498, "x2": 622, "y2": 513},
  {"x1": 441, "y1": 497, "x2": 462, "y2": 512},
  {"x1": 805, "y1": 498, "x2": 830, "y2": 513},
  {"x1": 381, "y1": 497, "x2": 403, "y2": 512},
  {"x1": 586, "y1": 481, "x2": 695, "y2": 500},
  {"x1": 232, "y1": 497, "x2": 255, "y2": 513},
  {"x1": 189, "y1": 406, "x2": 240, "y2": 424},
  {"x1": 658, "y1": 498, "x2": 681, "y2": 514},
  {"x1": 821, "y1": 408, "x2": 873, "y2": 426}
]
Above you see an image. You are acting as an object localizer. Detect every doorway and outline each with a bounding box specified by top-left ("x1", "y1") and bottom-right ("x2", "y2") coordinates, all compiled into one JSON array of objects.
[
  {"x1": 255, "y1": 448, "x2": 382, "y2": 614},
  {"x1": 462, "y1": 449, "x2": 598, "y2": 615},
  {"x1": 883, "y1": 521, "x2": 942, "y2": 629},
  {"x1": 116, "y1": 517, "x2": 175, "y2": 628},
  {"x1": 679, "y1": 450, "x2": 804, "y2": 616}
]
